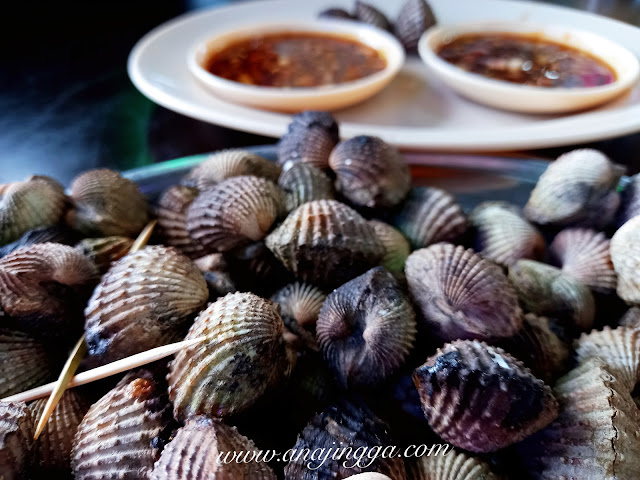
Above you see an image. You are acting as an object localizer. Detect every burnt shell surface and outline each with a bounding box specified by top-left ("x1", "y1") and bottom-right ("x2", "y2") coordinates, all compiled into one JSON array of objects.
[
  {"x1": 0, "y1": 329, "x2": 51, "y2": 398},
  {"x1": 0, "y1": 401, "x2": 33, "y2": 480}
]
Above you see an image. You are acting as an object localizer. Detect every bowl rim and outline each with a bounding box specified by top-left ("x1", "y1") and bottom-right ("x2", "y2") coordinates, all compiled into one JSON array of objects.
[
  {"x1": 417, "y1": 20, "x2": 640, "y2": 98},
  {"x1": 187, "y1": 18, "x2": 406, "y2": 100}
]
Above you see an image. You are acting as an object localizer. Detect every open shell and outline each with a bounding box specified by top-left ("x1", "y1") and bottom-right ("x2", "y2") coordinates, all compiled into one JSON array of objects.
[
  {"x1": 277, "y1": 111, "x2": 339, "y2": 170},
  {"x1": 0, "y1": 329, "x2": 51, "y2": 398},
  {"x1": 408, "y1": 447, "x2": 500, "y2": 480},
  {"x1": 611, "y1": 215, "x2": 640, "y2": 305},
  {"x1": 354, "y1": 1, "x2": 391, "y2": 30},
  {"x1": 369, "y1": 220, "x2": 410, "y2": 273},
  {"x1": 394, "y1": 0, "x2": 437, "y2": 50},
  {"x1": 0, "y1": 401, "x2": 33, "y2": 480},
  {"x1": 278, "y1": 162, "x2": 335, "y2": 212},
  {"x1": 74, "y1": 236, "x2": 134, "y2": 274},
  {"x1": 413, "y1": 340, "x2": 558, "y2": 453},
  {"x1": 405, "y1": 243, "x2": 522, "y2": 342}
]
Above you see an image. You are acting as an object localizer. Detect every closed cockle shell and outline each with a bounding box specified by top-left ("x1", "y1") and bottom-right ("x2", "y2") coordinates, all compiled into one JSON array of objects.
[
  {"x1": 84, "y1": 245, "x2": 208, "y2": 363},
  {"x1": 611, "y1": 215, "x2": 640, "y2": 305},
  {"x1": 0, "y1": 329, "x2": 51, "y2": 398},
  {"x1": 549, "y1": 228, "x2": 616, "y2": 294},
  {"x1": 394, "y1": 0, "x2": 437, "y2": 50},
  {"x1": 74, "y1": 236, "x2": 134, "y2": 273},
  {"x1": 470, "y1": 201, "x2": 545, "y2": 267},
  {"x1": 0, "y1": 175, "x2": 68, "y2": 246},
  {"x1": 318, "y1": 7, "x2": 354, "y2": 19},
  {"x1": 619, "y1": 307, "x2": 640, "y2": 328},
  {"x1": 154, "y1": 185, "x2": 206, "y2": 259},
  {"x1": 412, "y1": 340, "x2": 558, "y2": 453},
  {"x1": 67, "y1": 168, "x2": 149, "y2": 237},
  {"x1": 278, "y1": 162, "x2": 335, "y2": 212},
  {"x1": 617, "y1": 173, "x2": 640, "y2": 227},
  {"x1": 30, "y1": 390, "x2": 89, "y2": 476},
  {"x1": 168, "y1": 292, "x2": 297, "y2": 420},
  {"x1": 72, "y1": 369, "x2": 174, "y2": 480},
  {"x1": 518, "y1": 359, "x2": 640, "y2": 479},
  {"x1": 278, "y1": 111, "x2": 340, "y2": 170},
  {"x1": 271, "y1": 282, "x2": 326, "y2": 351},
  {"x1": 182, "y1": 149, "x2": 281, "y2": 190},
  {"x1": 284, "y1": 398, "x2": 407, "y2": 479},
  {"x1": 0, "y1": 225, "x2": 79, "y2": 258},
  {"x1": 369, "y1": 220, "x2": 410, "y2": 273},
  {"x1": 354, "y1": 1, "x2": 391, "y2": 30},
  {"x1": 394, "y1": 187, "x2": 467, "y2": 249},
  {"x1": 508, "y1": 259, "x2": 595, "y2": 334},
  {"x1": 0, "y1": 401, "x2": 33, "y2": 480},
  {"x1": 0, "y1": 243, "x2": 99, "y2": 336},
  {"x1": 186, "y1": 175, "x2": 285, "y2": 253},
  {"x1": 265, "y1": 199, "x2": 385, "y2": 289},
  {"x1": 317, "y1": 267, "x2": 416, "y2": 388},
  {"x1": 408, "y1": 446, "x2": 500, "y2": 480},
  {"x1": 329, "y1": 136, "x2": 411, "y2": 209},
  {"x1": 150, "y1": 416, "x2": 276, "y2": 480},
  {"x1": 405, "y1": 243, "x2": 522, "y2": 342},
  {"x1": 524, "y1": 149, "x2": 624, "y2": 229}
]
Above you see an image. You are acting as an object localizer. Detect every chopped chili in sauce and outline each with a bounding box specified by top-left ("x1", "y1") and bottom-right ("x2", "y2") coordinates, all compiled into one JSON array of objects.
[
  {"x1": 205, "y1": 32, "x2": 387, "y2": 87},
  {"x1": 437, "y1": 33, "x2": 616, "y2": 88}
]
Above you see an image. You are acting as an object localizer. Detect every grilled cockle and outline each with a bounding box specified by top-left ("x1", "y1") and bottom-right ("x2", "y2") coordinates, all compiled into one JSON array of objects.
[
  {"x1": 0, "y1": 225, "x2": 79, "y2": 258},
  {"x1": 182, "y1": 149, "x2": 281, "y2": 190},
  {"x1": 0, "y1": 243, "x2": 99, "y2": 336},
  {"x1": 407, "y1": 446, "x2": 500, "y2": 480},
  {"x1": 0, "y1": 329, "x2": 51, "y2": 398},
  {"x1": 394, "y1": 187, "x2": 467, "y2": 249},
  {"x1": 394, "y1": 0, "x2": 437, "y2": 50},
  {"x1": 611, "y1": 215, "x2": 640, "y2": 305},
  {"x1": 0, "y1": 401, "x2": 33, "y2": 480},
  {"x1": 186, "y1": 175, "x2": 285, "y2": 253},
  {"x1": 617, "y1": 173, "x2": 640, "y2": 227},
  {"x1": 72, "y1": 369, "x2": 174, "y2": 480},
  {"x1": 84, "y1": 245, "x2": 208, "y2": 363},
  {"x1": 354, "y1": 1, "x2": 391, "y2": 30},
  {"x1": 151, "y1": 416, "x2": 276, "y2": 480},
  {"x1": 549, "y1": 228, "x2": 616, "y2": 294},
  {"x1": 284, "y1": 398, "x2": 407, "y2": 479},
  {"x1": 328, "y1": 136, "x2": 411, "y2": 209},
  {"x1": 66, "y1": 168, "x2": 149, "y2": 237},
  {"x1": 30, "y1": 390, "x2": 89, "y2": 477},
  {"x1": 0, "y1": 175, "x2": 67, "y2": 246},
  {"x1": 154, "y1": 185, "x2": 206, "y2": 259},
  {"x1": 278, "y1": 162, "x2": 335, "y2": 212},
  {"x1": 413, "y1": 340, "x2": 558, "y2": 453},
  {"x1": 168, "y1": 292, "x2": 297, "y2": 420},
  {"x1": 405, "y1": 243, "x2": 522, "y2": 342},
  {"x1": 74, "y1": 236, "x2": 134, "y2": 274},
  {"x1": 265, "y1": 199, "x2": 385, "y2": 289},
  {"x1": 470, "y1": 201, "x2": 545, "y2": 266},
  {"x1": 369, "y1": 220, "x2": 410, "y2": 273},
  {"x1": 278, "y1": 111, "x2": 340, "y2": 170},
  {"x1": 317, "y1": 267, "x2": 416, "y2": 388},
  {"x1": 524, "y1": 149, "x2": 624, "y2": 229}
]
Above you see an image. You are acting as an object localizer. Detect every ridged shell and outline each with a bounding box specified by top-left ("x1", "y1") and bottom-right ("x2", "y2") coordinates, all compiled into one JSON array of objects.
[
  {"x1": 277, "y1": 111, "x2": 340, "y2": 170},
  {"x1": 619, "y1": 307, "x2": 640, "y2": 328},
  {"x1": 617, "y1": 173, "x2": 640, "y2": 227},
  {"x1": 67, "y1": 168, "x2": 149, "y2": 237},
  {"x1": 317, "y1": 267, "x2": 416, "y2": 388},
  {"x1": 549, "y1": 228, "x2": 616, "y2": 293},
  {"x1": 394, "y1": 0, "x2": 437, "y2": 50},
  {"x1": 354, "y1": 1, "x2": 391, "y2": 30},
  {"x1": 611, "y1": 215, "x2": 640, "y2": 305},
  {"x1": 370, "y1": 220, "x2": 410, "y2": 273},
  {"x1": 412, "y1": 340, "x2": 558, "y2": 453},
  {"x1": 278, "y1": 162, "x2": 335, "y2": 212},
  {"x1": 72, "y1": 369, "x2": 174, "y2": 480},
  {"x1": 150, "y1": 416, "x2": 276, "y2": 480},
  {"x1": 183, "y1": 149, "x2": 281, "y2": 189},
  {"x1": 405, "y1": 243, "x2": 523, "y2": 342},
  {"x1": 186, "y1": 175, "x2": 285, "y2": 253},
  {"x1": 518, "y1": 359, "x2": 640, "y2": 479},
  {"x1": 329, "y1": 136, "x2": 411, "y2": 209},
  {"x1": 0, "y1": 175, "x2": 67, "y2": 245},
  {"x1": 318, "y1": 7, "x2": 354, "y2": 19},
  {"x1": 0, "y1": 329, "x2": 51, "y2": 398},
  {"x1": 408, "y1": 447, "x2": 500, "y2": 480},
  {"x1": 168, "y1": 292, "x2": 296, "y2": 420},
  {"x1": 0, "y1": 243, "x2": 99, "y2": 335},
  {"x1": 271, "y1": 282, "x2": 326, "y2": 351},
  {"x1": 74, "y1": 236, "x2": 134, "y2": 273},
  {"x1": 284, "y1": 399, "x2": 407, "y2": 479},
  {"x1": 524, "y1": 149, "x2": 623, "y2": 228},
  {"x1": 0, "y1": 401, "x2": 33, "y2": 480},
  {"x1": 470, "y1": 201, "x2": 545, "y2": 266},
  {"x1": 508, "y1": 259, "x2": 595, "y2": 334},
  {"x1": 30, "y1": 390, "x2": 89, "y2": 476},
  {"x1": 154, "y1": 185, "x2": 206, "y2": 259},
  {"x1": 84, "y1": 245, "x2": 208, "y2": 363},
  {"x1": 394, "y1": 187, "x2": 467, "y2": 249},
  {"x1": 0, "y1": 225, "x2": 79, "y2": 258},
  {"x1": 265, "y1": 199, "x2": 385, "y2": 289}
]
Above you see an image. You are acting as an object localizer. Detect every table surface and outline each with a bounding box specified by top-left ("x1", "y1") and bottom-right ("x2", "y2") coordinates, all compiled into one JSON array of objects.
[{"x1": 2, "y1": 0, "x2": 640, "y2": 185}]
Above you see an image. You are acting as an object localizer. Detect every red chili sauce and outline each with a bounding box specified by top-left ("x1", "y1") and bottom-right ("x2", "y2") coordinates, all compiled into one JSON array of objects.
[
  {"x1": 205, "y1": 32, "x2": 387, "y2": 88},
  {"x1": 437, "y1": 33, "x2": 616, "y2": 88}
]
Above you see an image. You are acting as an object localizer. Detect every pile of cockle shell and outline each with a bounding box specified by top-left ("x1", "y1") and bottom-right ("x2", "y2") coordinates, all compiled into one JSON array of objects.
[{"x1": 2, "y1": 109, "x2": 640, "y2": 480}]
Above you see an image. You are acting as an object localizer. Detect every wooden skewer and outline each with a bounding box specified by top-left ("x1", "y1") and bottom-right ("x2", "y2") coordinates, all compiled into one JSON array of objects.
[{"x1": 3, "y1": 335, "x2": 208, "y2": 404}]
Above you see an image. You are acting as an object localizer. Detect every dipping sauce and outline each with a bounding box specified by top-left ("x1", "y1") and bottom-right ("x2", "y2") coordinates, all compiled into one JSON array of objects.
[
  {"x1": 204, "y1": 32, "x2": 387, "y2": 88},
  {"x1": 437, "y1": 33, "x2": 616, "y2": 88}
]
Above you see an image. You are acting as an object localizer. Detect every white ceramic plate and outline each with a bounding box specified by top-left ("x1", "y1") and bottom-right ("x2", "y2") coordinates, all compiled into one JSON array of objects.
[{"x1": 128, "y1": 0, "x2": 640, "y2": 151}]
